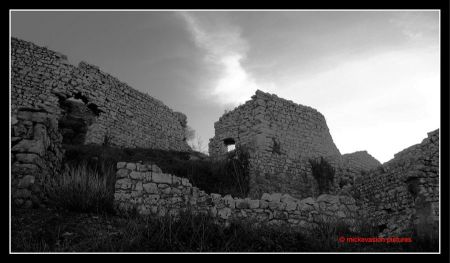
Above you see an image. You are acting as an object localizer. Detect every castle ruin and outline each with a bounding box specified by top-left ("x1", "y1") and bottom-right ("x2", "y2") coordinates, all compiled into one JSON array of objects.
[
  {"x1": 209, "y1": 90, "x2": 381, "y2": 199},
  {"x1": 10, "y1": 37, "x2": 439, "y2": 239}
]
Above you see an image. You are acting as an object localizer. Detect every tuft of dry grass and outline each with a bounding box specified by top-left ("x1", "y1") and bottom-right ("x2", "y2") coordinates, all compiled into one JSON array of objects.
[{"x1": 42, "y1": 161, "x2": 116, "y2": 214}]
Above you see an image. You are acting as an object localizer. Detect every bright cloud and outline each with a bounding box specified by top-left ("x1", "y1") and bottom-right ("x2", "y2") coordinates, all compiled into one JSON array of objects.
[
  {"x1": 177, "y1": 11, "x2": 438, "y2": 163},
  {"x1": 177, "y1": 11, "x2": 276, "y2": 107},
  {"x1": 276, "y1": 47, "x2": 439, "y2": 163}
]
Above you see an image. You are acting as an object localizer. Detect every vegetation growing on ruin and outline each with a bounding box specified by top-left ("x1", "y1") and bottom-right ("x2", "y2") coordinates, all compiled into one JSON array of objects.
[
  {"x1": 42, "y1": 161, "x2": 116, "y2": 214},
  {"x1": 309, "y1": 157, "x2": 335, "y2": 195},
  {"x1": 63, "y1": 143, "x2": 250, "y2": 199}
]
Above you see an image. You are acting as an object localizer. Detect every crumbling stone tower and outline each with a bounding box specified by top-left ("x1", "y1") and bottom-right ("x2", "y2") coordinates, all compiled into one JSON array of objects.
[{"x1": 209, "y1": 90, "x2": 347, "y2": 199}]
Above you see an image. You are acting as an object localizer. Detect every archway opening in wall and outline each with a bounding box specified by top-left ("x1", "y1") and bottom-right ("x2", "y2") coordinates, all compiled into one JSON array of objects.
[
  {"x1": 57, "y1": 93, "x2": 99, "y2": 145},
  {"x1": 223, "y1": 138, "x2": 236, "y2": 152}
]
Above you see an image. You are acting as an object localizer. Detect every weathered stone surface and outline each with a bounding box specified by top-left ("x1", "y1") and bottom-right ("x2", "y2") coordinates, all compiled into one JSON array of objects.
[
  {"x1": 268, "y1": 201, "x2": 281, "y2": 210},
  {"x1": 12, "y1": 139, "x2": 45, "y2": 156},
  {"x1": 261, "y1": 193, "x2": 271, "y2": 201},
  {"x1": 218, "y1": 207, "x2": 232, "y2": 220},
  {"x1": 15, "y1": 153, "x2": 40, "y2": 164},
  {"x1": 115, "y1": 178, "x2": 132, "y2": 190},
  {"x1": 317, "y1": 194, "x2": 339, "y2": 204},
  {"x1": 116, "y1": 162, "x2": 126, "y2": 169},
  {"x1": 298, "y1": 197, "x2": 317, "y2": 211},
  {"x1": 152, "y1": 173, "x2": 172, "y2": 184},
  {"x1": 223, "y1": 195, "x2": 235, "y2": 208},
  {"x1": 235, "y1": 199, "x2": 249, "y2": 209},
  {"x1": 126, "y1": 163, "x2": 136, "y2": 171},
  {"x1": 17, "y1": 175, "x2": 35, "y2": 188},
  {"x1": 143, "y1": 172, "x2": 152, "y2": 181},
  {"x1": 181, "y1": 177, "x2": 190, "y2": 186},
  {"x1": 11, "y1": 116, "x2": 18, "y2": 125},
  {"x1": 143, "y1": 183, "x2": 158, "y2": 194},
  {"x1": 268, "y1": 193, "x2": 282, "y2": 203},
  {"x1": 260, "y1": 200, "x2": 269, "y2": 209},
  {"x1": 129, "y1": 171, "x2": 143, "y2": 180},
  {"x1": 172, "y1": 176, "x2": 181, "y2": 186},
  {"x1": 135, "y1": 182, "x2": 143, "y2": 192},
  {"x1": 114, "y1": 192, "x2": 130, "y2": 201},
  {"x1": 285, "y1": 200, "x2": 297, "y2": 211},
  {"x1": 116, "y1": 169, "x2": 130, "y2": 179},
  {"x1": 136, "y1": 163, "x2": 148, "y2": 172},
  {"x1": 247, "y1": 199, "x2": 260, "y2": 209},
  {"x1": 145, "y1": 195, "x2": 160, "y2": 204},
  {"x1": 281, "y1": 194, "x2": 295, "y2": 203},
  {"x1": 152, "y1": 165, "x2": 162, "y2": 173},
  {"x1": 161, "y1": 187, "x2": 172, "y2": 195}
]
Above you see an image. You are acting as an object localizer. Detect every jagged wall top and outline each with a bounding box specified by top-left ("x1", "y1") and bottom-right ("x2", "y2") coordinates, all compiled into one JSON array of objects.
[
  {"x1": 210, "y1": 89, "x2": 340, "y2": 159},
  {"x1": 11, "y1": 37, "x2": 190, "y2": 151}
]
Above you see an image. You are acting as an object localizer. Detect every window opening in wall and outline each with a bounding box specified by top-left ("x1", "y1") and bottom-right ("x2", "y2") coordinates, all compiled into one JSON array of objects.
[
  {"x1": 228, "y1": 144, "x2": 236, "y2": 152},
  {"x1": 58, "y1": 94, "x2": 99, "y2": 145},
  {"x1": 223, "y1": 138, "x2": 236, "y2": 152}
]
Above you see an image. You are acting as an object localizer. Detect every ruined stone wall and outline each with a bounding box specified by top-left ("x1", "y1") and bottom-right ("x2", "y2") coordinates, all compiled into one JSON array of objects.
[
  {"x1": 209, "y1": 90, "x2": 340, "y2": 159},
  {"x1": 208, "y1": 99, "x2": 260, "y2": 157},
  {"x1": 11, "y1": 37, "x2": 190, "y2": 151},
  {"x1": 354, "y1": 129, "x2": 439, "y2": 237},
  {"x1": 11, "y1": 108, "x2": 64, "y2": 208},
  {"x1": 114, "y1": 162, "x2": 358, "y2": 229},
  {"x1": 209, "y1": 90, "x2": 351, "y2": 199},
  {"x1": 341, "y1": 151, "x2": 381, "y2": 172}
]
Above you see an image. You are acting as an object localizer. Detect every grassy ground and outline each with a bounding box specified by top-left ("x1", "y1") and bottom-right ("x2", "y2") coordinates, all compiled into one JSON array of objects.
[{"x1": 11, "y1": 206, "x2": 438, "y2": 253}]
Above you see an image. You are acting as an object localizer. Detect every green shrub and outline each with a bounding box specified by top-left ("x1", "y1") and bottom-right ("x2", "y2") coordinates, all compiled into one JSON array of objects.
[
  {"x1": 309, "y1": 157, "x2": 335, "y2": 195},
  {"x1": 42, "y1": 161, "x2": 115, "y2": 214},
  {"x1": 189, "y1": 147, "x2": 250, "y2": 197}
]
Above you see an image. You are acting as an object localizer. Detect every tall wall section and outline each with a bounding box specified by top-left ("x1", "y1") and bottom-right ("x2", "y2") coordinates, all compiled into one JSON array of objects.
[
  {"x1": 11, "y1": 108, "x2": 64, "y2": 208},
  {"x1": 208, "y1": 97, "x2": 260, "y2": 157},
  {"x1": 354, "y1": 129, "x2": 439, "y2": 237},
  {"x1": 209, "y1": 90, "x2": 340, "y2": 159},
  {"x1": 209, "y1": 90, "x2": 343, "y2": 199},
  {"x1": 11, "y1": 37, "x2": 190, "y2": 151}
]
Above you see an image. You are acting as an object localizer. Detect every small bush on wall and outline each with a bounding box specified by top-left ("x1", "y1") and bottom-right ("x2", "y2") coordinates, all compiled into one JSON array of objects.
[{"x1": 309, "y1": 157, "x2": 335, "y2": 195}]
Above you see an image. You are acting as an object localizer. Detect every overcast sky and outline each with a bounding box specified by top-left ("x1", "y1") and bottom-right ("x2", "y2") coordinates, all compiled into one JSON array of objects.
[{"x1": 11, "y1": 10, "x2": 440, "y2": 163}]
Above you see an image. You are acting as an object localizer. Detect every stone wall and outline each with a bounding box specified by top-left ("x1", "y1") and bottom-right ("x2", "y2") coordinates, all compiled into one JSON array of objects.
[
  {"x1": 209, "y1": 90, "x2": 340, "y2": 159},
  {"x1": 354, "y1": 129, "x2": 439, "y2": 237},
  {"x1": 11, "y1": 108, "x2": 64, "y2": 208},
  {"x1": 114, "y1": 162, "x2": 358, "y2": 229},
  {"x1": 11, "y1": 37, "x2": 190, "y2": 151},
  {"x1": 208, "y1": 90, "x2": 379, "y2": 200},
  {"x1": 341, "y1": 151, "x2": 381, "y2": 172}
]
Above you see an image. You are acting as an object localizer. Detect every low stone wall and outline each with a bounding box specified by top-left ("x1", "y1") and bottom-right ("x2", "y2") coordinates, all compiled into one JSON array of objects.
[
  {"x1": 114, "y1": 162, "x2": 358, "y2": 229},
  {"x1": 11, "y1": 108, "x2": 64, "y2": 208}
]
